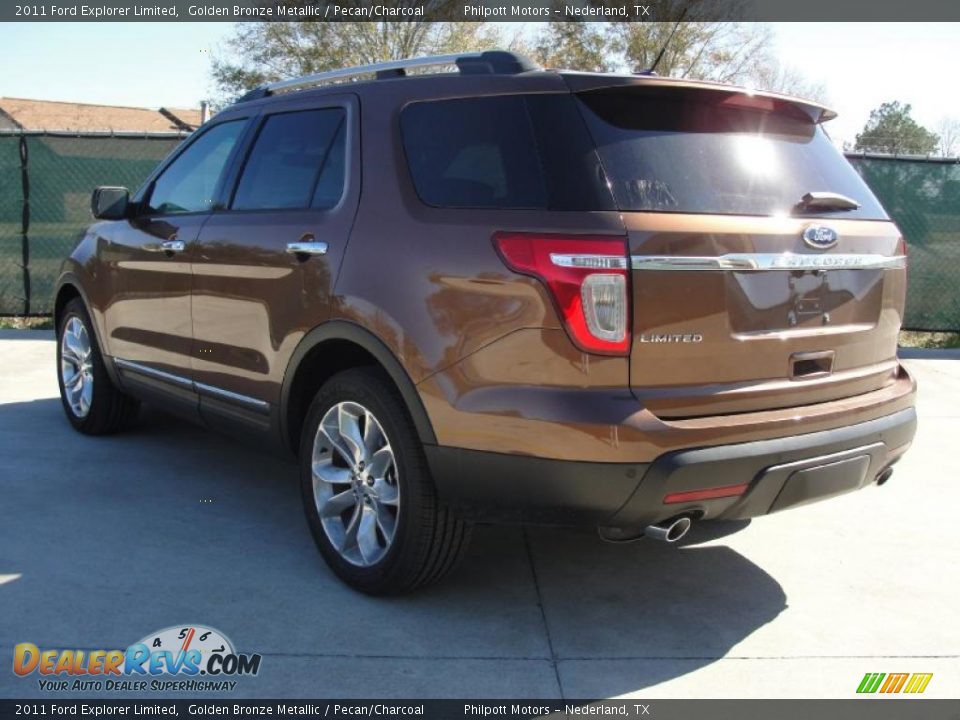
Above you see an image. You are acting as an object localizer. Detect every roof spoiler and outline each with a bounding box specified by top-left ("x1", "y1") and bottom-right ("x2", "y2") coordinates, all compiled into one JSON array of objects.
[{"x1": 561, "y1": 72, "x2": 837, "y2": 123}]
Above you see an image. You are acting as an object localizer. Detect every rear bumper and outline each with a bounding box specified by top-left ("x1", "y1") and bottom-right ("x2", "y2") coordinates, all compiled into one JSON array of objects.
[
  {"x1": 606, "y1": 406, "x2": 915, "y2": 531},
  {"x1": 427, "y1": 407, "x2": 916, "y2": 529}
]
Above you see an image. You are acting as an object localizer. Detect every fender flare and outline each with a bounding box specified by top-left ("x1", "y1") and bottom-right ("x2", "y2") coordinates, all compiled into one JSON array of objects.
[
  {"x1": 53, "y1": 272, "x2": 87, "y2": 328},
  {"x1": 279, "y1": 320, "x2": 437, "y2": 452}
]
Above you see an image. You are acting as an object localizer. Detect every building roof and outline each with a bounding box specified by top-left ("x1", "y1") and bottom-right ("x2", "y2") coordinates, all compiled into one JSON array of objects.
[
  {"x1": 0, "y1": 97, "x2": 204, "y2": 133},
  {"x1": 160, "y1": 107, "x2": 204, "y2": 129}
]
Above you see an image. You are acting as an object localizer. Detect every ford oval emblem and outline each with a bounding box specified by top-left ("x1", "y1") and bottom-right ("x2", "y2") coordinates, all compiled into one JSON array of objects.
[{"x1": 802, "y1": 225, "x2": 839, "y2": 250}]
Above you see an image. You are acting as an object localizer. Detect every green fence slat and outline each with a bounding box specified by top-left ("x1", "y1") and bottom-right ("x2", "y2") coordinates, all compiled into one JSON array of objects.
[
  {"x1": 0, "y1": 133, "x2": 183, "y2": 315},
  {"x1": 848, "y1": 155, "x2": 960, "y2": 332}
]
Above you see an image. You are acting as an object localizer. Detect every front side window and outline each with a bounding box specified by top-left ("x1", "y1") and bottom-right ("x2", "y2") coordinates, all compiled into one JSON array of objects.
[
  {"x1": 146, "y1": 120, "x2": 245, "y2": 215},
  {"x1": 232, "y1": 108, "x2": 346, "y2": 211}
]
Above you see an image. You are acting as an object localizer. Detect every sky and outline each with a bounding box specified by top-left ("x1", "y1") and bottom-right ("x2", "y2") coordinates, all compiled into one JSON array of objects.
[
  {"x1": 770, "y1": 23, "x2": 958, "y2": 146},
  {"x1": 0, "y1": 21, "x2": 956, "y2": 147}
]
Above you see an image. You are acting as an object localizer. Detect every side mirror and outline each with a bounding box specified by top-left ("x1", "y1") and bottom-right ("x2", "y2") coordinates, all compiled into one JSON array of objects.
[{"x1": 91, "y1": 186, "x2": 130, "y2": 220}]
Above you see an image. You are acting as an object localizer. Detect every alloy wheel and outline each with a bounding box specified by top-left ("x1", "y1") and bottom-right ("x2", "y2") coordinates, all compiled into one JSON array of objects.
[
  {"x1": 60, "y1": 316, "x2": 94, "y2": 418},
  {"x1": 311, "y1": 401, "x2": 400, "y2": 567}
]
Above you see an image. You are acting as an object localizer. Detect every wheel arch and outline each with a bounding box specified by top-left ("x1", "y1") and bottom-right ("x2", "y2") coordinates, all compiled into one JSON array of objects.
[
  {"x1": 53, "y1": 279, "x2": 82, "y2": 332},
  {"x1": 53, "y1": 276, "x2": 123, "y2": 388},
  {"x1": 280, "y1": 320, "x2": 437, "y2": 456}
]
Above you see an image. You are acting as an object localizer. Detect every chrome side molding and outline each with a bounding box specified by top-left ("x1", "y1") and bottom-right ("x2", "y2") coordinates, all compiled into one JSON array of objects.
[
  {"x1": 195, "y1": 382, "x2": 270, "y2": 412},
  {"x1": 630, "y1": 253, "x2": 907, "y2": 272},
  {"x1": 114, "y1": 359, "x2": 269, "y2": 413},
  {"x1": 115, "y1": 358, "x2": 192, "y2": 390}
]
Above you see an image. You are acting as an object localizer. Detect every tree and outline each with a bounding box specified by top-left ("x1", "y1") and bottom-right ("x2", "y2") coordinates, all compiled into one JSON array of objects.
[
  {"x1": 608, "y1": 22, "x2": 772, "y2": 83},
  {"x1": 525, "y1": 9, "x2": 775, "y2": 85},
  {"x1": 747, "y1": 59, "x2": 828, "y2": 104},
  {"x1": 211, "y1": 21, "x2": 503, "y2": 102},
  {"x1": 213, "y1": 14, "x2": 813, "y2": 109},
  {"x1": 528, "y1": 22, "x2": 611, "y2": 72},
  {"x1": 937, "y1": 116, "x2": 960, "y2": 157},
  {"x1": 854, "y1": 101, "x2": 940, "y2": 155}
]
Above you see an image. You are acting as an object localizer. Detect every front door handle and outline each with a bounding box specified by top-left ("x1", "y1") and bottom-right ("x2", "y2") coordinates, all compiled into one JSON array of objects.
[
  {"x1": 286, "y1": 241, "x2": 328, "y2": 257},
  {"x1": 143, "y1": 240, "x2": 185, "y2": 254}
]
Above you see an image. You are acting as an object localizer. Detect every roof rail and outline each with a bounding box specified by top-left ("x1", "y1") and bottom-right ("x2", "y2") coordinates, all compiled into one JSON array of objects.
[{"x1": 236, "y1": 51, "x2": 539, "y2": 103}]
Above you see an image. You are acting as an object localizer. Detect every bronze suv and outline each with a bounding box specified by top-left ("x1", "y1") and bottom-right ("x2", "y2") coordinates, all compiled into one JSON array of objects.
[{"x1": 54, "y1": 51, "x2": 916, "y2": 594}]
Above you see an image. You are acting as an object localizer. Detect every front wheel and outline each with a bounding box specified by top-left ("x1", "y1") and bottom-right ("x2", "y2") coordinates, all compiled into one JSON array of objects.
[
  {"x1": 299, "y1": 368, "x2": 471, "y2": 595},
  {"x1": 56, "y1": 297, "x2": 139, "y2": 435}
]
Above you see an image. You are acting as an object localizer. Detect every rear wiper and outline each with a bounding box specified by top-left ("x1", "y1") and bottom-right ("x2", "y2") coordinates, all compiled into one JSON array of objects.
[{"x1": 794, "y1": 191, "x2": 861, "y2": 213}]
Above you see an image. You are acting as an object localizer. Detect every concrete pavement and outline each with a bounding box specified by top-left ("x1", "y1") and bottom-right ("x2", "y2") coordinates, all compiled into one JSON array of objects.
[{"x1": 0, "y1": 330, "x2": 957, "y2": 698}]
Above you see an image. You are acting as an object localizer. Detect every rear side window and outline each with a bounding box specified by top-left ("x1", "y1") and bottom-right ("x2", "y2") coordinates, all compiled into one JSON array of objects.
[
  {"x1": 232, "y1": 108, "x2": 346, "y2": 211},
  {"x1": 401, "y1": 95, "x2": 614, "y2": 211},
  {"x1": 577, "y1": 87, "x2": 887, "y2": 219}
]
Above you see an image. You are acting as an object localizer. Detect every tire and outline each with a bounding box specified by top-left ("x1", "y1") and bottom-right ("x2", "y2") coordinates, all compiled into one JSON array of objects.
[
  {"x1": 299, "y1": 367, "x2": 471, "y2": 595},
  {"x1": 56, "y1": 297, "x2": 139, "y2": 435}
]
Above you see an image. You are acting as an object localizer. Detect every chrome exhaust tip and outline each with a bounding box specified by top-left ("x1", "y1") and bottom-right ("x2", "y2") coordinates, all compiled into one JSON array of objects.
[
  {"x1": 644, "y1": 516, "x2": 693, "y2": 543},
  {"x1": 876, "y1": 467, "x2": 894, "y2": 486}
]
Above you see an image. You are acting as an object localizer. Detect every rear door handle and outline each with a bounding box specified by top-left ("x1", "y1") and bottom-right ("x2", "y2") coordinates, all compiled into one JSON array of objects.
[
  {"x1": 143, "y1": 240, "x2": 186, "y2": 254},
  {"x1": 286, "y1": 241, "x2": 328, "y2": 257}
]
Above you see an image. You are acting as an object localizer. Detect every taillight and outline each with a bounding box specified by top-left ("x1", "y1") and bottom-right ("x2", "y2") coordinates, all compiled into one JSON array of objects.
[
  {"x1": 897, "y1": 236, "x2": 908, "y2": 293},
  {"x1": 897, "y1": 236, "x2": 909, "y2": 266},
  {"x1": 494, "y1": 232, "x2": 630, "y2": 355}
]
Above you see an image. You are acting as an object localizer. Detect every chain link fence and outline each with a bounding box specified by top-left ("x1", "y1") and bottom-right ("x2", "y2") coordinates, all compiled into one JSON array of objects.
[
  {"x1": 847, "y1": 153, "x2": 960, "y2": 332},
  {"x1": 0, "y1": 132, "x2": 957, "y2": 330},
  {"x1": 0, "y1": 131, "x2": 184, "y2": 315}
]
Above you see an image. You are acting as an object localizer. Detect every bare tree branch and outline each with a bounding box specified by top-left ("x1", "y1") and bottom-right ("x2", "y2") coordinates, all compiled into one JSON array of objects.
[{"x1": 211, "y1": 19, "x2": 503, "y2": 104}]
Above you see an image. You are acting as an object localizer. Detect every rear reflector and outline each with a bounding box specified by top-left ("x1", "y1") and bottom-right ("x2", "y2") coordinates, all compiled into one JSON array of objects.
[
  {"x1": 663, "y1": 483, "x2": 749, "y2": 505},
  {"x1": 494, "y1": 232, "x2": 630, "y2": 355}
]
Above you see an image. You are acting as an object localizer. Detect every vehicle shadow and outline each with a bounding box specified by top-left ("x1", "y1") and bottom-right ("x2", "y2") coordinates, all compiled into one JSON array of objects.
[
  {"x1": 514, "y1": 522, "x2": 782, "y2": 698},
  {"x1": 898, "y1": 347, "x2": 960, "y2": 360},
  {"x1": 0, "y1": 398, "x2": 785, "y2": 699},
  {"x1": 0, "y1": 329, "x2": 55, "y2": 341}
]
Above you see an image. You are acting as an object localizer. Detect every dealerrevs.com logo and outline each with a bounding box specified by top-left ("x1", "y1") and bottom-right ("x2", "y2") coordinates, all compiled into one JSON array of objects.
[{"x1": 12, "y1": 625, "x2": 262, "y2": 693}]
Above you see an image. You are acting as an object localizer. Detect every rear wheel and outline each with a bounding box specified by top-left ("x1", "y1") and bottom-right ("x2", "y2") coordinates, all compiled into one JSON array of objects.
[
  {"x1": 57, "y1": 297, "x2": 139, "y2": 435},
  {"x1": 299, "y1": 368, "x2": 471, "y2": 595}
]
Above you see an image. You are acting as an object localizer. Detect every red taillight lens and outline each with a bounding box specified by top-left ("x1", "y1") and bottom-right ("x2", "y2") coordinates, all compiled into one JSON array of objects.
[
  {"x1": 896, "y1": 236, "x2": 908, "y2": 263},
  {"x1": 494, "y1": 232, "x2": 630, "y2": 355}
]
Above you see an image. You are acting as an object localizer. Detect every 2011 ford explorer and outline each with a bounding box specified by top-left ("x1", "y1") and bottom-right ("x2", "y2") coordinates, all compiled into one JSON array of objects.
[{"x1": 53, "y1": 51, "x2": 917, "y2": 594}]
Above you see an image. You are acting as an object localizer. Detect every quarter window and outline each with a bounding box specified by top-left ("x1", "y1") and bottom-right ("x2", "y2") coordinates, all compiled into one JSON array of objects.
[
  {"x1": 232, "y1": 109, "x2": 347, "y2": 211},
  {"x1": 400, "y1": 95, "x2": 613, "y2": 211},
  {"x1": 146, "y1": 120, "x2": 245, "y2": 215}
]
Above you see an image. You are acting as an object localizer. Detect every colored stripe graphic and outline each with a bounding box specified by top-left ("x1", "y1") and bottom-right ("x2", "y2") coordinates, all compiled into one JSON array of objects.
[
  {"x1": 857, "y1": 672, "x2": 932, "y2": 694},
  {"x1": 880, "y1": 673, "x2": 909, "y2": 693},
  {"x1": 857, "y1": 673, "x2": 885, "y2": 693},
  {"x1": 904, "y1": 673, "x2": 933, "y2": 694}
]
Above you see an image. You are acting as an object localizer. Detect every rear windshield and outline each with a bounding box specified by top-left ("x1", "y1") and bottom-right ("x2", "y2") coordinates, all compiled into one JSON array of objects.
[
  {"x1": 400, "y1": 94, "x2": 614, "y2": 211},
  {"x1": 577, "y1": 87, "x2": 888, "y2": 219}
]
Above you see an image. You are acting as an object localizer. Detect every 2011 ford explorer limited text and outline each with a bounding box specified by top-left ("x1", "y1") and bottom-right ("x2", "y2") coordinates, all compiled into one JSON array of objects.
[{"x1": 54, "y1": 51, "x2": 917, "y2": 594}]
